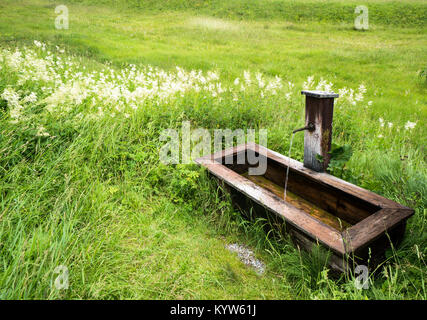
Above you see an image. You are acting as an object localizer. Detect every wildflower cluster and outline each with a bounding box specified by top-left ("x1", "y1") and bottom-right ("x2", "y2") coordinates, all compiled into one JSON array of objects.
[
  {"x1": 302, "y1": 75, "x2": 370, "y2": 107},
  {"x1": 0, "y1": 42, "x2": 295, "y2": 123},
  {"x1": 377, "y1": 117, "x2": 417, "y2": 138},
  {"x1": 2, "y1": 41, "x2": 415, "y2": 140}
]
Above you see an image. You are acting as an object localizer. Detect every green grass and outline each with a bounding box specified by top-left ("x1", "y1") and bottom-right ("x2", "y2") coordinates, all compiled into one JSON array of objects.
[
  {"x1": 0, "y1": 0, "x2": 426, "y2": 299},
  {"x1": 67, "y1": 0, "x2": 427, "y2": 27}
]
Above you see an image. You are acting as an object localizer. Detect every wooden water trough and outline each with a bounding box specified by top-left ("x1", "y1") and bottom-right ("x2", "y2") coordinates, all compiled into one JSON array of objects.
[{"x1": 195, "y1": 91, "x2": 414, "y2": 272}]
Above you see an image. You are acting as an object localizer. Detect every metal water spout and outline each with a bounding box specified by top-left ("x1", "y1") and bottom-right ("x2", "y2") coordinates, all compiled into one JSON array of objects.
[
  {"x1": 299, "y1": 90, "x2": 339, "y2": 172},
  {"x1": 292, "y1": 122, "x2": 315, "y2": 134}
]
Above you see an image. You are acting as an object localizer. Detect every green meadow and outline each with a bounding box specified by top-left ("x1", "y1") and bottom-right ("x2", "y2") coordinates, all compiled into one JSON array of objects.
[{"x1": 0, "y1": 0, "x2": 425, "y2": 299}]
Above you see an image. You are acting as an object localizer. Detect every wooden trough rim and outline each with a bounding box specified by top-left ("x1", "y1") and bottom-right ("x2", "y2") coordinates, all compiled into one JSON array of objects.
[{"x1": 195, "y1": 143, "x2": 414, "y2": 256}]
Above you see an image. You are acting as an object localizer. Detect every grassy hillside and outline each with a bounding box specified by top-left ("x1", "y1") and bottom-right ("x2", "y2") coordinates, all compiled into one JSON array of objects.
[
  {"x1": 66, "y1": 0, "x2": 427, "y2": 27},
  {"x1": 0, "y1": 0, "x2": 425, "y2": 299}
]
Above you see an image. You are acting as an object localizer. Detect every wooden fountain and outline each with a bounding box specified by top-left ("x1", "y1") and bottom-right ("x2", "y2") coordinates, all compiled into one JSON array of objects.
[{"x1": 195, "y1": 91, "x2": 414, "y2": 272}]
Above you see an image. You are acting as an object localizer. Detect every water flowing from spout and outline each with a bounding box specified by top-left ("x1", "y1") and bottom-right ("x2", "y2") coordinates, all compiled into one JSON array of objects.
[{"x1": 283, "y1": 132, "x2": 295, "y2": 201}]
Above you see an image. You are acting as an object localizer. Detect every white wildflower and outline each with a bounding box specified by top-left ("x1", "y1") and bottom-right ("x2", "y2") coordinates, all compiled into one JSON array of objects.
[
  {"x1": 1, "y1": 87, "x2": 23, "y2": 121},
  {"x1": 22, "y1": 92, "x2": 38, "y2": 104},
  {"x1": 36, "y1": 126, "x2": 50, "y2": 137},
  {"x1": 243, "y1": 70, "x2": 251, "y2": 85},
  {"x1": 404, "y1": 121, "x2": 417, "y2": 130},
  {"x1": 303, "y1": 76, "x2": 314, "y2": 90},
  {"x1": 256, "y1": 72, "x2": 265, "y2": 88}
]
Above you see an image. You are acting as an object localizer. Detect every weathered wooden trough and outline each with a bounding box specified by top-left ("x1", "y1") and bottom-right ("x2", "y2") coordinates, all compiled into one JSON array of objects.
[{"x1": 195, "y1": 90, "x2": 414, "y2": 272}]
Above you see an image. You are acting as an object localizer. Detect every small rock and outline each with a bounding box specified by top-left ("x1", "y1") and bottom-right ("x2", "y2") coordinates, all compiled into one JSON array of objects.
[{"x1": 226, "y1": 243, "x2": 265, "y2": 275}]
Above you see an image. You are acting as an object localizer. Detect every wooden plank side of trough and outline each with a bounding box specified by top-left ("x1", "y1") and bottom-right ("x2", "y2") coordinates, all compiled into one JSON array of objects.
[
  {"x1": 342, "y1": 208, "x2": 414, "y2": 253},
  {"x1": 201, "y1": 161, "x2": 346, "y2": 255}
]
